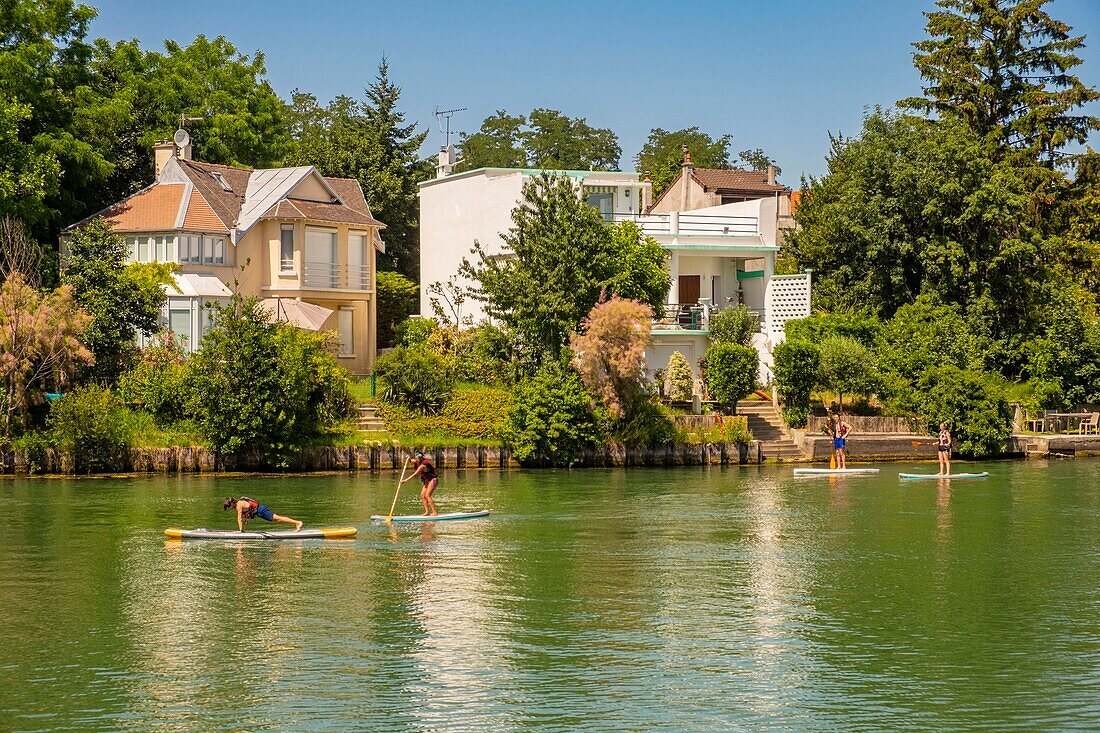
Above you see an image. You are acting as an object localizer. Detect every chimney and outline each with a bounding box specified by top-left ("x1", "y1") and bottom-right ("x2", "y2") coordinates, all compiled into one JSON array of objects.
[
  {"x1": 641, "y1": 174, "x2": 653, "y2": 211},
  {"x1": 153, "y1": 140, "x2": 176, "y2": 178},
  {"x1": 436, "y1": 144, "x2": 456, "y2": 178},
  {"x1": 679, "y1": 147, "x2": 694, "y2": 211},
  {"x1": 767, "y1": 164, "x2": 776, "y2": 186}
]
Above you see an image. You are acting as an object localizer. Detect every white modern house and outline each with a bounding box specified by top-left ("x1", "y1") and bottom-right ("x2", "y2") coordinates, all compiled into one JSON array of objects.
[{"x1": 418, "y1": 151, "x2": 811, "y2": 388}]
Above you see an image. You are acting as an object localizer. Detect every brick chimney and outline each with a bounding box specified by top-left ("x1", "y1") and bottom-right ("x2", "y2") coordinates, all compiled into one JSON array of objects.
[
  {"x1": 679, "y1": 147, "x2": 694, "y2": 211},
  {"x1": 153, "y1": 140, "x2": 176, "y2": 178},
  {"x1": 767, "y1": 164, "x2": 776, "y2": 186}
]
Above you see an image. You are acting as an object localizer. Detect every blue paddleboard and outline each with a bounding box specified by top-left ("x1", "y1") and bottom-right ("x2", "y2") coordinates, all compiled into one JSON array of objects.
[
  {"x1": 899, "y1": 472, "x2": 989, "y2": 480},
  {"x1": 371, "y1": 510, "x2": 490, "y2": 522}
]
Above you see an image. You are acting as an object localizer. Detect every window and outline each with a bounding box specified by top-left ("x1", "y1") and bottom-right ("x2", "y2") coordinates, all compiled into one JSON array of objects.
[
  {"x1": 337, "y1": 308, "x2": 354, "y2": 357},
  {"x1": 210, "y1": 236, "x2": 226, "y2": 265},
  {"x1": 587, "y1": 192, "x2": 614, "y2": 222},
  {"x1": 280, "y1": 225, "x2": 295, "y2": 273},
  {"x1": 348, "y1": 231, "x2": 368, "y2": 289},
  {"x1": 137, "y1": 236, "x2": 150, "y2": 262},
  {"x1": 305, "y1": 228, "x2": 338, "y2": 288},
  {"x1": 168, "y1": 298, "x2": 192, "y2": 348}
]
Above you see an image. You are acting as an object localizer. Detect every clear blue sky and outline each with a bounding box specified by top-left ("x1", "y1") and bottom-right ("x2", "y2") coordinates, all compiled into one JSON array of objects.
[{"x1": 91, "y1": 0, "x2": 1100, "y2": 185}]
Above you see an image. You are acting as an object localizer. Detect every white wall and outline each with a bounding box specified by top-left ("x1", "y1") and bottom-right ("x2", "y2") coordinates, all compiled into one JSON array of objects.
[{"x1": 418, "y1": 172, "x2": 525, "y2": 322}]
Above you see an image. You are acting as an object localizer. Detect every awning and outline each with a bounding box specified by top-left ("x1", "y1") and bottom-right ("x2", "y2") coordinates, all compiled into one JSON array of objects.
[
  {"x1": 168, "y1": 273, "x2": 233, "y2": 298},
  {"x1": 260, "y1": 298, "x2": 333, "y2": 331}
]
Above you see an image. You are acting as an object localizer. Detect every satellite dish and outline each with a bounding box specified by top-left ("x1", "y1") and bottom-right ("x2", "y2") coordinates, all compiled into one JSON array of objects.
[{"x1": 173, "y1": 128, "x2": 191, "y2": 148}]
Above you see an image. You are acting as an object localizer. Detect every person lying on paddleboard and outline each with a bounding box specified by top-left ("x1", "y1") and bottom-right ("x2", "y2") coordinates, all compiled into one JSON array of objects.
[
  {"x1": 400, "y1": 451, "x2": 439, "y2": 516},
  {"x1": 222, "y1": 497, "x2": 302, "y2": 532},
  {"x1": 935, "y1": 423, "x2": 952, "y2": 476},
  {"x1": 831, "y1": 412, "x2": 851, "y2": 470}
]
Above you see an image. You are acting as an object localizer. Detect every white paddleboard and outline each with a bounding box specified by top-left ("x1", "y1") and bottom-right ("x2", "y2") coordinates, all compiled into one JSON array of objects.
[
  {"x1": 165, "y1": 527, "x2": 356, "y2": 540},
  {"x1": 793, "y1": 468, "x2": 880, "y2": 475},
  {"x1": 371, "y1": 510, "x2": 490, "y2": 523},
  {"x1": 899, "y1": 472, "x2": 990, "y2": 480}
]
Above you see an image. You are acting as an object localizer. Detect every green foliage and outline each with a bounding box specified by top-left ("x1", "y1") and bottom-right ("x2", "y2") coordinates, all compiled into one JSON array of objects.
[
  {"x1": 773, "y1": 340, "x2": 821, "y2": 428},
  {"x1": 462, "y1": 175, "x2": 669, "y2": 361},
  {"x1": 374, "y1": 346, "x2": 454, "y2": 414},
  {"x1": 900, "y1": 0, "x2": 1099, "y2": 162},
  {"x1": 635, "y1": 127, "x2": 732, "y2": 198},
  {"x1": 459, "y1": 108, "x2": 621, "y2": 171},
  {"x1": 703, "y1": 343, "x2": 758, "y2": 413},
  {"x1": 677, "y1": 416, "x2": 754, "y2": 445},
  {"x1": 376, "y1": 270, "x2": 419, "y2": 348},
  {"x1": 185, "y1": 295, "x2": 350, "y2": 456},
  {"x1": 738, "y1": 148, "x2": 781, "y2": 175},
  {"x1": 784, "y1": 310, "x2": 880, "y2": 346},
  {"x1": 817, "y1": 335, "x2": 880, "y2": 406},
  {"x1": 396, "y1": 317, "x2": 440, "y2": 348},
  {"x1": 61, "y1": 219, "x2": 166, "y2": 381},
  {"x1": 664, "y1": 351, "x2": 694, "y2": 402},
  {"x1": 286, "y1": 58, "x2": 431, "y2": 278},
  {"x1": 452, "y1": 324, "x2": 515, "y2": 385},
  {"x1": 614, "y1": 398, "x2": 676, "y2": 445},
  {"x1": 377, "y1": 384, "x2": 513, "y2": 442},
  {"x1": 914, "y1": 366, "x2": 1013, "y2": 457},
  {"x1": 503, "y1": 360, "x2": 606, "y2": 467},
  {"x1": 117, "y1": 333, "x2": 188, "y2": 422},
  {"x1": 709, "y1": 305, "x2": 759, "y2": 347},
  {"x1": 48, "y1": 385, "x2": 131, "y2": 472},
  {"x1": 1024, "y1": 294, "x2": 1100, "y2": 409}
]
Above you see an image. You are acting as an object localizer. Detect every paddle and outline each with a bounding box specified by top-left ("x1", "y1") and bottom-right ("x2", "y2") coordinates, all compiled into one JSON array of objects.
[{"x1": 386, "y1": 456, "x2": 411, "y2": 523}]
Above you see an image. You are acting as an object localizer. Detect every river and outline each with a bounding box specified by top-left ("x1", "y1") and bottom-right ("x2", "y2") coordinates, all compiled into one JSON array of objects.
[{"x1": 1, "y1": 461, "x2": 1098, "y2": 731}]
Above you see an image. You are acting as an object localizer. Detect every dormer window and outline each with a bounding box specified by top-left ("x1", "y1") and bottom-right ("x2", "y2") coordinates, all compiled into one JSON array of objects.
[{"x1": 210, "y1": 172, "x2": 233, "y2": 192}]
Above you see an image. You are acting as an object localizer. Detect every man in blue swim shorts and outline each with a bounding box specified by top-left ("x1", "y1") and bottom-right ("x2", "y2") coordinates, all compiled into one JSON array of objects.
[
  {"x1": 223, "y1": 497, "x2": 302, "y2": 532},
  {"x1": 831, "y1": 412, "x2": 852, "y2": 469}
]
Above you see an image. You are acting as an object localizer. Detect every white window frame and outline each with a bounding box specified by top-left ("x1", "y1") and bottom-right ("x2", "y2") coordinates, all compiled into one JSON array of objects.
[
  {"x1": 280, "y1": 225, "x2": 295, "y2": 273},
  {"x1": 348, "y1": 230, "x2": 368, "y2": 290},
  {"x1": 337, "y1": 307, "x2": 354, "y2": 357}
]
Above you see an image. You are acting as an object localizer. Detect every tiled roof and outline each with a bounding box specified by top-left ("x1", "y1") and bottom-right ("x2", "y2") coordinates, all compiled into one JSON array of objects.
[
  {"x1": 100, "y1": 184, "x2": 185, "y2": 232},
  {"x1": 274, "y1": 198, "x2": 385, "y2": 227},
  {"x1": 182, "y1": 191, "x2": 228, "y2": 232},
  {"x1": 177, "y1": 159, "x2": 249, "y2": 229},
  {"x1": 691, "y1": 168, "x2": 788, "y2": 194},
  {"x1": 326, "y1": 177, "x2": 379, "y2": 221}
]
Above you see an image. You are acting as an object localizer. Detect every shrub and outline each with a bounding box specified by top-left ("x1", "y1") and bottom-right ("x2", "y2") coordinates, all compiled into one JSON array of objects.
[
  {"x1": 49, "y1": 385, "x2": 132, "y2": 472},
  {"x1": 709, "y1": 305, "x2": 759, "y2": 347},
  {"x1": 664, "y1": 351, "x2": 694, "y2": 401},
  {"x1": 374, "y1": 346, "x2": 454, "y2": 414},
  {"x1": 570, "y1": 297, "x2": 653, "y2": 419},
  {"x1": 818, "y1": 335, "x2": 880, "y2": 407},
  {"x1": 784, "y1": 309, "x2": 881, "y2": 346},
  {"x1": 453, "y1": 324, "x2": 515, "y2": 385},
  {"x1": 503, "y1": 360, "x2": 606, "y2": 466},
  {"x1": 703, "y1": 343, "x2": 758, "y2": 413},
  {"x1": 396, "y1": 317, "x2": 441, "y2": 348},
  {"x1": 376, "y1": 271, "x2": 419, "y2": 348},
  {"x1": 614, "y1": 399, "x2": 676, "y2": 444},
  {"x1": 914, "y1": 365, "x2": 1013, "y2": 457},
  {"x1": 676, "y1": 415, "x2": 753, "y2": 445},
  {"x1": 118, "y1": 333, "x2": 188, "y2": 422},
  {"x1": 378, "y1": 384, "x2": 513, "y2": 441},
  {"x1": 773, "y1": 340, "x2": 820, "y2": 428}
]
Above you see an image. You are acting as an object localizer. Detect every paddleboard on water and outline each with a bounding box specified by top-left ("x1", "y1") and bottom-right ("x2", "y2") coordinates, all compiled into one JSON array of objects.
[
  {"x1": 164, "y1": 527, "x2": 357, "y2": 540},
  {"x1": 793, "y1": 468, "x2": 880, "y2": 475},
  {"x1": 899, "y1": 472, "x2": 990, "y2": 480},
  {"x1": 371, "y1": 510, "x2": 490, "y2": 523}
]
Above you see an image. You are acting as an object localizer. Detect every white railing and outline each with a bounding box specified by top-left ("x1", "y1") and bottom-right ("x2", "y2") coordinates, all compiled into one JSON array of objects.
[
  {"x1": 303, "y1": 262, "x2": 372, "y2": 290},
  {"x1": 611, "y1": 211, "x2": 758, "y2": 237}
]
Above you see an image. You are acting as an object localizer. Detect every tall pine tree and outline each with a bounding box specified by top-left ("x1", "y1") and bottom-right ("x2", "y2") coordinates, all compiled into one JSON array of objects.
[{"x1": 900, "y1": 0, "x2": 1099, "y2": 163}]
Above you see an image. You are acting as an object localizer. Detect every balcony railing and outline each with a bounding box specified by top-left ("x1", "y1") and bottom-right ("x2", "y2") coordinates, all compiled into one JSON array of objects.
[
  {"x1": 611, "y1": 211, "x2": 758, "y2": 237},
  {"x1": 653, "y1": 303, "x2": 767, "y2": 332},
  {"x1": 303, "y1": 262, "x2": 372, "y2": 290}
]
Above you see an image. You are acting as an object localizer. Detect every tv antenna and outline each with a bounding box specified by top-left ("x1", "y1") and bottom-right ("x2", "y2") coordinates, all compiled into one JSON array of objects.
[{"x1": 434, "y1": 106, "x2": 466, "y2": 150}]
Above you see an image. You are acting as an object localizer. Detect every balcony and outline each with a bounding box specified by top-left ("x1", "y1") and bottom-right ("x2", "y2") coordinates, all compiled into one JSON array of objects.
[
  {"x1": 611, "y1": 211, "x2": 759, "y2": 237},
  {"x1": 302, "y1": 262, "x2": 372, "y2": 291}
]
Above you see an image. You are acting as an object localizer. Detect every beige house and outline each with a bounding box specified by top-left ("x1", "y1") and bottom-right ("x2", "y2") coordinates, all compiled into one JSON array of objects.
[{"x1": 64, "y1": 138, "x2": 384, "y2": 374}]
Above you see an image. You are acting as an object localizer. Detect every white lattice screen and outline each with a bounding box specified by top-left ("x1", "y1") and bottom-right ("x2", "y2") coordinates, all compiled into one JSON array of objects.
[{"x1": 764, "y1": 272, "x2": 812, "y2": 343}]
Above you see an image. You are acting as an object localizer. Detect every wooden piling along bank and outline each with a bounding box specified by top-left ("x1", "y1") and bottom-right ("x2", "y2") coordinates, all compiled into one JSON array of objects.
[{"x1": 1, "y1": 440, "x2": 764, "y2": 476}]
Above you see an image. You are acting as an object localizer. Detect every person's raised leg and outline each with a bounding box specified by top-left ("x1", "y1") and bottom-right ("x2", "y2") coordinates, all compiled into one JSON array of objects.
[{"x1": 273, "y1": 513, "x2": 303, "y2": 531}]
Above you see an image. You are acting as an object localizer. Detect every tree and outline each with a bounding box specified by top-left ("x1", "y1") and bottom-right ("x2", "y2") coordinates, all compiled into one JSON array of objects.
[
  {"x1": 456, "y1": 111, "x2": 526, "y2": 170},
  {"x1": 817, "y1": 335, "x2": 879, "y2": 408},
  {"x1": 900, "y1": 0, "x2": 1099, "y2": 162},
  {"x1": 738, "y1": 148, "x2": 781, "y2": 176},
  {"x1": 636, "y1": 127, "x2": 732, "y2": 197},
  {"x1": 709, "y1": 305, "x2": 759, "y2": 347},
  {"x1": 603, "y1": 221, "x2": 670, "y2": 316},
  {"x1": 703, "y1": 343, "x2": 758, "y2": 414},
  {"x1": 915, "y1": 365, "x2": 1013, "y2": 457},
  {"x1": 287, "y1": 58, "x2": 431, "y2": 278},
  {"x1": 461, "y1": 175, "x2": 615, "y2": 360},
  {"x1": 773, "y1": 340, "x2": 821, "y2": 428},
  {"x1": 664, "y1": 351, "x2": 694, "y2": 402},
  {"x1": 0, "y1": 273, "x2": 92, "y2": 440},
  {"x1": 783, "y1": 309, "x2": 881, "y2": 346},
  {"x1": 459, "y1": 108, "x2": 621, "y2": 172},
  {"x1": 61, "y1": 219, "x2": 166, "y2": 382},
  {"x1": 570, "y1": 297, "x2": 653, "y2": 420},
  {"x1": 376, "y1": 271, "x2": 418, "y2": 348},
  {"x1": 503, "y1": 359, "x2": 605, "y2": 467},
  {"x1": 0, "y1": 217, "x2": 47, "y2": 288}
]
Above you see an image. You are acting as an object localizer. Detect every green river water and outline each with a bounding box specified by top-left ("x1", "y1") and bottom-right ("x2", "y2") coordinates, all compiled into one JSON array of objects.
[{"x1": 1, "y1": 460, "x2": 1098, "y2": 732}]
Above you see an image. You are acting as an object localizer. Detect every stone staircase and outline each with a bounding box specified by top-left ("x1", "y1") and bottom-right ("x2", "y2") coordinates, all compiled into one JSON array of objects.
[
  {"x1": 736, "y1": 400, "x2": 806, "y2": 462},
  {"x1": 357, "y1": 403, "x2": 387, "y2": 433}
]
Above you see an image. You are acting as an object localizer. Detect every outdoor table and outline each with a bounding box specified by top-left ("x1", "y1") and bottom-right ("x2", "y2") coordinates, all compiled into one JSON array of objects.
[{"x1": 1048, "y1": 412, "x2": 1092, "y2": 432}]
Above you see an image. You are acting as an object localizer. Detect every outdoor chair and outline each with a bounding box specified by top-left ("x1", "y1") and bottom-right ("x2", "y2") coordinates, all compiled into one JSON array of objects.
[{"x1": 1079, "y1": 413, "x2": 1099, "y2": 435}]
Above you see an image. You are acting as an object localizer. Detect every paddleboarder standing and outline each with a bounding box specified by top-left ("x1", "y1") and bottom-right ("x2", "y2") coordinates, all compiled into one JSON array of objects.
[
  {"x1": 935, "y1": 423, "x2": 953, "y2": 476},
  {"x1": 223, "y1": 497, "x2": 302, "y2": 532},
  {"x1": 831, "y1": 412, "x2": 851, "y2": 469},
  {"x1": 400, "y1": 451, "x2": 439, "y2": 516}
]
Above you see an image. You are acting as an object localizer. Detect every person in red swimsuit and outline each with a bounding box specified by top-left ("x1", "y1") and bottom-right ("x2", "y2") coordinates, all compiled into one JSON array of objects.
[
  {"x1": 222, "y1": 497, "x2": 302, "y2": 532},
  {"x1": 400, "y1": 451, "x2": 439, "y2": 516}
]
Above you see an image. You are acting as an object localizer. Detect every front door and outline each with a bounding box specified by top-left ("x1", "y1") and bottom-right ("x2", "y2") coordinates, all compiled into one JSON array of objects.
[{"x1": 678, "y1": 275, "x2": 701, "y2": 306}]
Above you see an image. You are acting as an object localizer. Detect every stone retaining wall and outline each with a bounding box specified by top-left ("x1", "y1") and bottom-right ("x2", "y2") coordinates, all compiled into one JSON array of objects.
[
  {"x1": 806, "y1": 415, "x2": 918, "y2": 434},
  {"x1": 1, "y1": 440, "x2": 763, "y2": 476},
  {"x1": 796, "y1": 434, "x2": 940, "y2": 462}
]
